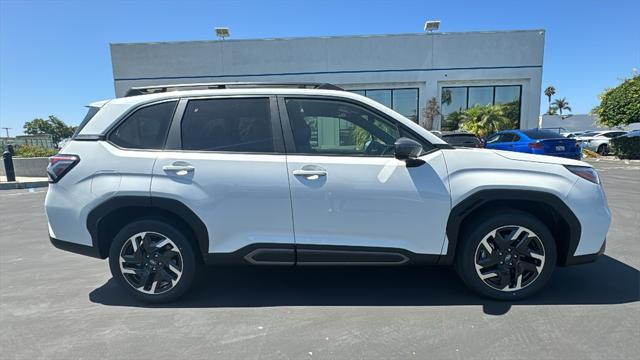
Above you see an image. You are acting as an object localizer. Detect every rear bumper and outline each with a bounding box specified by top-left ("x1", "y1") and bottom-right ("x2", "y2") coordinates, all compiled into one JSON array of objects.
[{"x1": 49, "y1": 236, "x2": 102, "y2": 259}]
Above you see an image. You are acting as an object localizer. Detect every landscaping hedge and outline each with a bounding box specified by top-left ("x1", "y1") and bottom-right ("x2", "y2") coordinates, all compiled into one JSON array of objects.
[
  {"x1": 14, "y1": 144, "x2": 58, "y2": 158},
  {"x1": 611, "y1": 136, "x2": 640, "y2": 159}
]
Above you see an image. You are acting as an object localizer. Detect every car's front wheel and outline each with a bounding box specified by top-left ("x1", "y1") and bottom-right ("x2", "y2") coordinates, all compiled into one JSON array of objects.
[
  {"x1": 108, "y1": 219, "x2": 200, "y2": 303},
  {"x1": 455, "y1": 211, "x2": 557, "y2": 300}
]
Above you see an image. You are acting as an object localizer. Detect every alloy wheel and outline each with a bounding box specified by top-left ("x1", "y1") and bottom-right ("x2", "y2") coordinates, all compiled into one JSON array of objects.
[
  {"x1": 474, "y1": 225, "x2": 545, "y2": 292},
  {"x1": 119, "y1": 232, "x2": 183, "y2": 295}
]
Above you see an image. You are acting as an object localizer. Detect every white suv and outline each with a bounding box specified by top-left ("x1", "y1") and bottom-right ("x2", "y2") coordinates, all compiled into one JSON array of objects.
[{"x1": 45, "y1": 83, "x2": 611, "y2": 303}]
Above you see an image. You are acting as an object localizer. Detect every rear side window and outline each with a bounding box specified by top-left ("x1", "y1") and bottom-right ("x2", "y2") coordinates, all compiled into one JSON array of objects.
[
  {"x1": 109, "y1": 101, "x2": 177, "y2": 149},
  {"x1": 181, "y1": 98, "x2": 274, "y2": 152}
]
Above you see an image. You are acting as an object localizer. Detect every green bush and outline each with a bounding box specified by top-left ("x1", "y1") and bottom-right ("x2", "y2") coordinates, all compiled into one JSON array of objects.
[
  {"x1": 610, "y1": 136, "x2": 640, "y2": 159},
  {"x1": 14, "y1": 144, "x2": 58, "y2": 158}
]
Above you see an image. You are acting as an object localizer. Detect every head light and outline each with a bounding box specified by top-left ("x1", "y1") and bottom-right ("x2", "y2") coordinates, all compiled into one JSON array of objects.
[{"x1": 564, "y1": 165, "x2": 599, "y2": 184}]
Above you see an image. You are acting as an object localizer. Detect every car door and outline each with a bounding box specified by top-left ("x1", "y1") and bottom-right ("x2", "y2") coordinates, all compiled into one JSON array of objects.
[
  {"x1": 151, "y1": 96, "x2": 295, "y2": 262},
  {"x1": 279, "y1": 96, "x2": 451, "y2": 263}
]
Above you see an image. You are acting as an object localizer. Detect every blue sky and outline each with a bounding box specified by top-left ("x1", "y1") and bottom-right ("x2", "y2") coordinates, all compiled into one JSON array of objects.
[{"x1": 1, "y1": 0, "x2": 638, "y2": 135}]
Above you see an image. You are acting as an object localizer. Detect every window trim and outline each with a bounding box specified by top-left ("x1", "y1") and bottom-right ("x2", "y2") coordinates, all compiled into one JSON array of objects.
[
  {"x1": 106, "y1": 99, "x2": 178, "y2": 151},
  {"x1": 277, "y1": 95, "x2": 436, "y2": 157},
  {"x1": 164, "y1": 95, "x2": 286, "y2": 155}
]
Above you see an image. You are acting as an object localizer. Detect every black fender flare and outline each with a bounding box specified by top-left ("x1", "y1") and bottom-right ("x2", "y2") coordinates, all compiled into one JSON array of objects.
[
  {"x1": 86, "y1": 196, "x2": 209, "y2": 259},
  {"x1": 440, "y1": 189, "x2": 581, "y2": 265}
]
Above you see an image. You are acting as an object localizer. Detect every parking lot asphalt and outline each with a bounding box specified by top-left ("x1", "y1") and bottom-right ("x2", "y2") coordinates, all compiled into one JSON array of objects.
[{"x1": 1, "y1": 159, "x2": 638, "y2": 360}]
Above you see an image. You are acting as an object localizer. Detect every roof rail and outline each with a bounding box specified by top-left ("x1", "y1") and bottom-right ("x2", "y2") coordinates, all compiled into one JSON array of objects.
[{"x1": 124, "y1": 82, "x2": 344, "y2": 97}]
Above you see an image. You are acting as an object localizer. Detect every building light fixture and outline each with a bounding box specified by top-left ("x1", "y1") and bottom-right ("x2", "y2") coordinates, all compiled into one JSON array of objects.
[
  {"x1": 215, "y1": 27, "x2": 230, "y2": 40},
  {"x1": 424, "y1": 20, "x2": 440, "y2": 32}
]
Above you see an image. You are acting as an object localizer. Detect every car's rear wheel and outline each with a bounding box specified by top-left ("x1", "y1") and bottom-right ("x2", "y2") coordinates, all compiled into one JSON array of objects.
[
  {"x1": 455, "y1": 211, "x2": 557, "y2": 300},
  {"x1": 597, "y1": 144, "x2": 608, "y2": 155},
  {"x1": 108, "y1": 219, "x2": 199, "y2": 303}
]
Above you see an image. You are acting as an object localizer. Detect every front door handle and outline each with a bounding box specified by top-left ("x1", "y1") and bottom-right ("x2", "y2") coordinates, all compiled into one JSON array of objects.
[
  {"x1": 163, "y1": 163, "x2": 195, "y2": 176},
  {"x1": 293, "y1": 169, "x2": 327, "y2": 177}
]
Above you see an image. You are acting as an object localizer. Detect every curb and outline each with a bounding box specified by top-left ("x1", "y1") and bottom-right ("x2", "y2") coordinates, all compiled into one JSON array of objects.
[{"x1": 0, "y1": 181, "x2": 49, "y2": 190}]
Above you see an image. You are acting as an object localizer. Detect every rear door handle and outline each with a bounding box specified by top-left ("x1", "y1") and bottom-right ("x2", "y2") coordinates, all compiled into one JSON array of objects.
[{"x1": 163, "y1": 163, "x2": 195, "y2": 176}]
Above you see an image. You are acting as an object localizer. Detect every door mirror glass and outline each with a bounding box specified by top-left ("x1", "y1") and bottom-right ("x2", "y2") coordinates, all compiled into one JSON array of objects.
[{"x1": 394, "y1": 137, "x2": 423, "y2": 160}]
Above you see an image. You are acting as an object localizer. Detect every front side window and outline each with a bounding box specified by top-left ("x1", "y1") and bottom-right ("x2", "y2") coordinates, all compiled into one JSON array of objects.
[
  {"x1": 285, "y1": 98, "x2": 400, "y2": 156},
  {"x1": 109, "y1": 101, "x2": 177, "y2": 149},
  {"x1": 181, "y1": 98, "x2": 274, "y2": 152}
]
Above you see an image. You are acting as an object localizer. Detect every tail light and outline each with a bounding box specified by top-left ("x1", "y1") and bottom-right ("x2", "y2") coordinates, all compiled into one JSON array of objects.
[
  {"x1": 47, "y1": 155, "x2": 79, "y2": 183},
  {"x1": 528, "y1": 142, "x2": 544, "y2": 150}
]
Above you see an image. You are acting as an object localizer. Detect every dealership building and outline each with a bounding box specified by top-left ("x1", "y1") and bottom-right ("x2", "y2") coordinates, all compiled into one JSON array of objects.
[{"x1": 110, "y1": 29, "x2": 544, "y2": 131}]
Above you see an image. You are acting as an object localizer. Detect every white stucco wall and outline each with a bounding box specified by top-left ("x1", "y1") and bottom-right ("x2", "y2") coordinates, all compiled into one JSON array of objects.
[{"x1": 110, "y1": 30, "x2": 544, "y2": 129}]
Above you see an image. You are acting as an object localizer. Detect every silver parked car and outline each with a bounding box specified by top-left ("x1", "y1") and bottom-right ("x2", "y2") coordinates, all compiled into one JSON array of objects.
[{"x1": 577, "y1": 130, "x2": 628, "y2": 155}]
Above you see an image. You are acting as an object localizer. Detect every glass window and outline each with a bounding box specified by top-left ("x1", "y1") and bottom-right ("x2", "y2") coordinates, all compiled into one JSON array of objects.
[
  {"x1": 109, "y1": 101, "x2": 176, "y2": 149},
  {"x1": 485, "y1": 134, "x2": 500, "y2": 144},
  {"x1": 502, "y1": 133, "x2": 517, "y2": 142},
  {"x1": 441, "y1": 85, "x2": 522, "y2": 131},
  {"x1": 441, "y1": 87, "x2": 467, "y2": 131},
  {"x1": 181, "y1": 98, "x2": 274, "y2": 152},
  {"x1": 495, "y1": 86, "x2": 520, "y2": 104},
  {"x1": 393, "y1": 89, "x2": 418, "y2": 122},
  {"x1": 349, "y1": 88, "x2": 420, "y2": 123},
  {"x1": 468, "y1": 87, "x2": 493, "y2": 107},
  {"x1": 523, "y1": 129, "x2": 564, "y2": 139},
  {"x1": 365, "y1": 90, "x2": 392, "y2": 108},
  {"x1": 285, "y1": 98, "x2": 399, "y2": 156},
  {"x1": 495, "y1": 86, "x2": 521, "y2": 127},
  {"x1": 602, "y1": 131, "x2": 626, "y2": 138}
]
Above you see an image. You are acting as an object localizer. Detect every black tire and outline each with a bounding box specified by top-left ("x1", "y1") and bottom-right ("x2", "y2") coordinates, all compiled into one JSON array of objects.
[
  {"x1": 455, "y1": 210, "x2": 557, "y2": 300},
  {"x1": 597, "y1": 144, "x2": 608, "y2": 155},
  {"x1": 108, "y1": 219, "x2": 200, "y2": 303}
]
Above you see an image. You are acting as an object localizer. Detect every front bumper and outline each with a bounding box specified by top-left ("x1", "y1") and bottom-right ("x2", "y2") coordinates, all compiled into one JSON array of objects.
[
  {"x1": 49, "y1": 236, "x2": 102, "y2": 259},
  {"x1": 563, "y1": 239, "x2": 606, "y2": 266}
]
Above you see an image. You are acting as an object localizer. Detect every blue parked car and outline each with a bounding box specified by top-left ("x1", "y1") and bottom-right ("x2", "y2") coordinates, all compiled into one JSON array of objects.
[{"x1": 485, "y1": 129, "x2": 581, "y2": 160}]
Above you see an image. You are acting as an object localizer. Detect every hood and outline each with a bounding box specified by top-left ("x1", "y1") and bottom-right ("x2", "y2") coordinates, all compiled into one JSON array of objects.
[{"x1": 492, "y1": 149, "x2": 588, "y2": 167}]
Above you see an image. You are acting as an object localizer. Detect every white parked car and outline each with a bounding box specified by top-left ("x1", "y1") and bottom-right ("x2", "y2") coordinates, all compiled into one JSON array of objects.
[
  {"x1": 45, "y1": 83, "x2": 611, "y2": 303},
  {"x1": 577, "y1": 130, "x2": 628, "y2": 155}
]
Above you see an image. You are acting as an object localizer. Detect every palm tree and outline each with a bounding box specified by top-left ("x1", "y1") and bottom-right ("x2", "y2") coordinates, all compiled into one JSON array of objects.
[
  {"x1": 544, "y1": 86, "x2": 556, "y2": 114},
  {"x1": 459, "y1": 104, "x2": 515, "y2": 138},
  {"x1": 551, "y1": 98, "x2": 572, "y2": 115}
]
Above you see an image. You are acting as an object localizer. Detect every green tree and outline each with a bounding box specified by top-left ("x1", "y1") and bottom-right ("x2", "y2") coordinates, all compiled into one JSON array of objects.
[
  {"x1": 544, "y1": 86, "x2": 556, "y2": 114},
  {"x1": 459, "y1": 104, "x2": 515, "y2": 138},
  {"x1": 593, "y1": 75, "x2": 640, "y2": 127},
  {"x1": 23, "y1": 115, "x2": 76, "y2": 146},
  {"x1": 441, "y1": 110, "x2": 464, "y2": 131},
  {"x1": 551, "y1": 98, "x2": 572, "y2": 115}
]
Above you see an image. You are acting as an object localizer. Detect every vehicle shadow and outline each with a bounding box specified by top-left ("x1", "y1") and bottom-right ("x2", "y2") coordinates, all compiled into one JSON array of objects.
[{"x1": 89, "y1": 255, "x2": 639, "y2": 315}]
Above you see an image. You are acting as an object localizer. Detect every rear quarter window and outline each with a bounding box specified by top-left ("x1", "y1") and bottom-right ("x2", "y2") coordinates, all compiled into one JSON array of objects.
[
  {"x1": 108, "y1": 101, "x2": 177, "y2": 149},
  {"x1": 72, "y1": 106, "x2": 101, "y2": 138}
]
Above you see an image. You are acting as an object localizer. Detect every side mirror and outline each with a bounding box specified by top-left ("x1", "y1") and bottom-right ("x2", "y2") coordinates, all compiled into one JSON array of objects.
[{"x1": 394, "y1": 137, "x2": 423, "y2": 160}]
